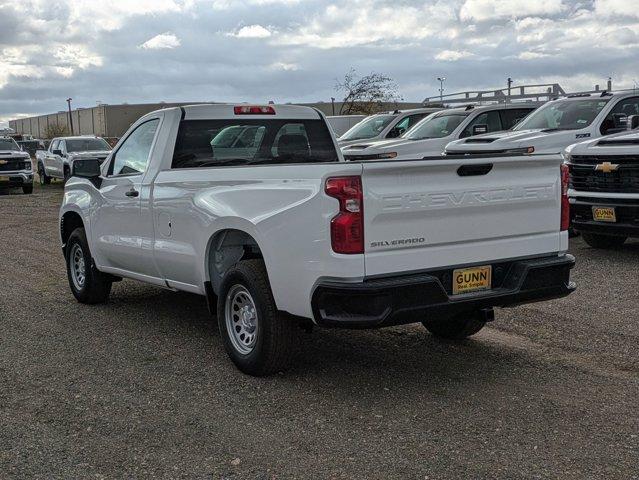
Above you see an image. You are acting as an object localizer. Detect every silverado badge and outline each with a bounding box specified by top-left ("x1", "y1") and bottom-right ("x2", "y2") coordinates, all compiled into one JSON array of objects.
[{"x1": 594, "y1": 162, "x2": 619, "y2": 173}]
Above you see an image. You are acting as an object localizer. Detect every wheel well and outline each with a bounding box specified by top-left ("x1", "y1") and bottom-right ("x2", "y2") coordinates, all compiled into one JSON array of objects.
[
  {"x1": 60, "y1": 212, "x2": 84, "y2": 250},
  {"x1": 208, "y1": 229, "x2": 264, "y2": 295}
]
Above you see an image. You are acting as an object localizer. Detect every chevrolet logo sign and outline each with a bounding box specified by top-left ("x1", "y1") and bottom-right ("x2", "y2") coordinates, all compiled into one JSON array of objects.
[
  {"x1": 0, "y1": 160, "x2": 6, "y2": 165},
  {"x1": 595, "y1": 162, "x2": 619, "y2": 173}
]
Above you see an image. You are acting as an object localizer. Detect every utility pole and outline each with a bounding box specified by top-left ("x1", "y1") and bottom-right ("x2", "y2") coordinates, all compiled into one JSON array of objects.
[
  {"x1": 331, "y1": 97, "x2": 335, "y2": 116},
  {"x1": 66, "y1": 98, "x2": 74, "y2": 135},
  {"x1": 437, "y1": 77, "x2": 446, "y2": 101},
  {"x1": 507, "y1": 77, "x2": 513, "y2": 95}
]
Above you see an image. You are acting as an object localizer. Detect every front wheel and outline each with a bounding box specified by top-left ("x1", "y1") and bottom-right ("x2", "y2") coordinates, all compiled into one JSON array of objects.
[
  {"x1": 582, "y1": 233, "x2": 627, "y2": 249},
  {"x1": 65, "y1": 227, "x2": 112, "y2": 304},
  {"x1": 38, "y1": 163, "x2": 51, "y2": 185},
  {"x1": 422, "y1": 310, "x2": 487, "y2": 340},
  {"x1": 217, "y1": 259, "x2": 297, "y2": 376}
]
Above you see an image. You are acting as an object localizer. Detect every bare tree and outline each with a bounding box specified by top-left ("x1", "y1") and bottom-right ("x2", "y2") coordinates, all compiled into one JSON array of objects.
[
  {"x1": 335, "y1": 69, "x2": 403, "y2": 115},
  {"x1": 44, "y1": 122, "x2": 69, "y2": 139}
]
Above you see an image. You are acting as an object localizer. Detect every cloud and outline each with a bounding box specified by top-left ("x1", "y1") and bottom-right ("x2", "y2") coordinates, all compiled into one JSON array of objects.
[
  {"x1": 140, "y1": 32, "x2": 182, "y2": 49},
  {"x1": 460, "y1": 0, "x2": 565, "y2": 21},
  {"x1": 230, "y1": 25, "x2": 273, "y2": 38},
  {"x1": 435, "y1": 50, "x2": 473, "y2": 61},
  {"x1": 1, "y1": 0, "x2": 639, "y2": 129}
]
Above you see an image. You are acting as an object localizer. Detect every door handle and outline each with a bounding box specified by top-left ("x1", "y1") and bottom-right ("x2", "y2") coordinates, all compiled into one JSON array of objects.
[
  {"x1": 457, "y1": 163, "x2": 493, "y2": 177},
  {"x1": 125, "y1": 188, "x2": 139, "y2": 198}
]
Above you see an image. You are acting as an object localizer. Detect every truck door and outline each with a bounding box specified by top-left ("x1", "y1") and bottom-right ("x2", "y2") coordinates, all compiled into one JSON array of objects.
[
  {"x1": 91, "y1": 117, "x2": 162, "y2": 280},
  {"x1": 46, "y1": 140, "x2": 60, "y2": 176}
]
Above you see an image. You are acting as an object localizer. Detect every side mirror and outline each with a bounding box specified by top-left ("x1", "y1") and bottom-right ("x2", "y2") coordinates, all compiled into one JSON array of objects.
[
  {"x1": 387, "y1": 127, "x2": 403, "y2": 138},
  {"x1": 72, "y1": 159, "x2": 102, "y2": 185},
  {"x1": 612, "y1": 113, "x2": 628, "y2": 129},
  {"x1": 628, "y1": 115, "x2": 639, "y2": 130},
  {"x1": 52, "y1": 149, "x2": 63, "y2": 156},
  {"x1": 472, "y1": 124, "x2": 489, "y2": 135}
]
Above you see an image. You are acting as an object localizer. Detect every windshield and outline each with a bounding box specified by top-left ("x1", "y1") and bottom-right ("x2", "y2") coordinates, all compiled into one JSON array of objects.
[
  {"x1": 339, "y1": 114, "x2": 396, "y2": 141},
  {"x1": 0, "y1": 138, "x2": 20, "y2": 151},
  {"x1": 66, "y1": 138, "x2": 111, "y2": 152},
  {"x1": 405, "y1": 113, "x2": 467, "y2": 140},
  {"x1": 514, "y1": 99, "x2": 609, "y2": 131}
]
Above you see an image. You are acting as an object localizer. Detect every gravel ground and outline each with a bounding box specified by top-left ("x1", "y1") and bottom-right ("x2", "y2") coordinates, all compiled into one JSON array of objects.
[{"x1": 1, "y1": 183, "x2": 638, "y2": 479}]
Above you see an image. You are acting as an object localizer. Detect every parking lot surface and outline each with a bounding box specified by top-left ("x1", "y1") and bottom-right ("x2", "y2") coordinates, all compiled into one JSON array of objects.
[{"x1": 1, "y1": 183, "x2": 638, "y2": 479}]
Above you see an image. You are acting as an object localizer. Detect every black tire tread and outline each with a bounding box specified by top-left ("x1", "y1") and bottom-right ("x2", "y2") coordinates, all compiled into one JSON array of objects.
[
  {"x1": 581, "y1": 233, "x2": 626, "y2": 249},
  {"x1": 423, "y1": 312, "x2": 486, "y2": 340},
  {"x1": 217, "y1": 259, "x2": 296, "y2": 376},
  {"x1": 66, "y1": 227, "x2": 112, "y2": 304}
]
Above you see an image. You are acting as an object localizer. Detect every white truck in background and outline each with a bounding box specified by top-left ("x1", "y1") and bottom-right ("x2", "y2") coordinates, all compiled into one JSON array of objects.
[
  {"x1": 342, "y1": 104, "x2": 537, "y2": 161},
  {"x1": 337, "y1": 108, "x2": 441, "y2": 147},
  {"x1": 445, "y1": 91, "x2": 639, "y2": 155},
  {"x1": 36, "y1": 136, "x2": 112, "y2": 184},
  {"x1": 59, "y1": 104, "x2": 575, "y2": 376},
  {"x1": 0, "y1": 137, "x2": 34, "y2": 194},
  {"x1": 565, "y1": 128, "x2": 639, "y2": 248}
]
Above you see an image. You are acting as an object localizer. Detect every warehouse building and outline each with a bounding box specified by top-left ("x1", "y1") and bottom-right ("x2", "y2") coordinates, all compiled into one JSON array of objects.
[{"x1": 8, "y1": 101, "x2": 423, "y2": 140}]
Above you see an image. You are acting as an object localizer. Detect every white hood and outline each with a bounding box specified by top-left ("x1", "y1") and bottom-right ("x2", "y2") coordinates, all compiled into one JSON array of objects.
[
  {"x1": 342, "y1": 137, "x2": 450, "y2": 160},
  {"x1": 445, "y1": 128, "x2": 595, "y2": 155}
]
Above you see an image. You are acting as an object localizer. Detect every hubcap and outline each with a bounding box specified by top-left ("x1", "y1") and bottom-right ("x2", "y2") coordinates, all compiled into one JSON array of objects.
[
  {"x1": 70, "y1": 244, "x2": 86, "y2": 290},
  {"x1": 225, "y1": 285, "x2": 258, "y2": 354}
]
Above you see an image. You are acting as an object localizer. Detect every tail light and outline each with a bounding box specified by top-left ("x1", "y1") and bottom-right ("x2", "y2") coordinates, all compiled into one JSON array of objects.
[
  {"x1": 234, "y1": 105, "x2": 276, "y2": 115},
  {"x1": 325, "y1": 176, "x2": 364, "y2": 254},
  {"x1": 560, "y1": 163, "x2": 570, "y2": 231}
]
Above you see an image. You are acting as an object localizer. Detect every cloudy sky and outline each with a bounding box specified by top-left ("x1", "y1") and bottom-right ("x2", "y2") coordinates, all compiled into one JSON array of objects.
[{"x1": 1, "y1": 0, "x2": 638, "y2": 126}]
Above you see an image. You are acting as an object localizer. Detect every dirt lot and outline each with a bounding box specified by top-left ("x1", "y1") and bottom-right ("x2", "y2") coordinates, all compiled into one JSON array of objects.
[{"x1": 1, "y1": 183, "x2": 637, "y2": 479}]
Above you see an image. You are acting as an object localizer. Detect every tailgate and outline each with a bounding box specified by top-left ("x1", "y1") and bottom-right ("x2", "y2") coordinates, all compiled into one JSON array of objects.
[{"x1": 362, "y1": 155, "x2": 564, "y2": 276}]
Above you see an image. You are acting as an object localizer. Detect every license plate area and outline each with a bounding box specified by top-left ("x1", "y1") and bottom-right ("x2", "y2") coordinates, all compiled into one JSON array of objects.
[
  {"x1": 592, "y1": 206, "x2": 616, "y2": 223},
  {"x1": 452, "y1": 265, "x2": 492, "y2": 295}
]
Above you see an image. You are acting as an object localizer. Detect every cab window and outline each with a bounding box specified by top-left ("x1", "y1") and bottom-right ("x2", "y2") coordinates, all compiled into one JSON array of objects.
[
  {"x1": 460, "y1": 110, "x2": 502, "y2": 138},
  {"x1": 600, "y1": 97, "x2": 639, "y2": 135},
  {"x1": 386, "y1": 113, "x2": 428, "y2": 138},
  {"x1": 500, "y1": 109, "x2": 534, "y2": 130},
  {"x1": 109, "y1": 119, "x2": 160, "y2": 176}
]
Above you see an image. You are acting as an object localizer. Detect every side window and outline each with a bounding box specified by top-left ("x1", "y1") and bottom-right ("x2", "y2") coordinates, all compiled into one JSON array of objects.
[
  {"x1": 406, "y1": 113, "x2": 427, "y2": 130},
  {"x1": 460, "y1": 111, "x2": 502, "y2": 138},
  {"x1": 50, "y1": 140, "x2": 59, "y2": 152},
  {"x1": 110, "y1": 119, "x2": 160, "y2": 176},
  {"x1": 600, "y1": 97, "x2": 639, "y2": 135},
  {"x1": 386, "y1": 115, "x2": 416, "y2": 138},
  {"x1": 59, "y1": 140, "x2": 67, "y2": 154},
  {"x1": 499, "y1": 109, "x2": 533, "y2": 130}
]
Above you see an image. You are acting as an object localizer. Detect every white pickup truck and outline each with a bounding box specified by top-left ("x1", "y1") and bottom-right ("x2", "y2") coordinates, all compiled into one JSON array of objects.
[
  {"x1": 59, "y1": 104, "x2": 575, "y2": 376},
  {"x1": 36, "y1": 135, "x2": 112, "y2": 184},
  {"x1": 445, "y1": 92, "x2": 639, "y2": 155},
  {"x1": 0, "y1": 137, "x2": 33, "y2": 194},
  {"x1": 565, "y1": 129, "x2": 639, "y2": 248}
]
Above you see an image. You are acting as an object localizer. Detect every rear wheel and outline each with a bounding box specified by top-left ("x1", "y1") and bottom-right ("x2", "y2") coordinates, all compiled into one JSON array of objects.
[
  {"x1": 22, "y1": 185, "x2": 33, "y2": 194},
  {"x1": 217, "y1": 259, "x2": 297, "y2": 376},
  {"x1": 65, "y1": 227, "x2": 112, "y2": 304},
  {"x1": 63, "y1": 166, "x2": 70, "y2": 184},
  {"x1": 582, "y1": 233, "x2": 627, "y2": 249},
  {"x1": 422, "y1": 310, "x2": 486, "y2": 340},
  {"x1": 38, "y1": 163, "x2": 51, "y2": 185}
]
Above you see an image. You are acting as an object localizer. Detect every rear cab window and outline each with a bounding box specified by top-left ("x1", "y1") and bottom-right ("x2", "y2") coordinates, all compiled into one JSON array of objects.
[{"x1": 172, "y1": 119, "x2": 338, "y2": 168}]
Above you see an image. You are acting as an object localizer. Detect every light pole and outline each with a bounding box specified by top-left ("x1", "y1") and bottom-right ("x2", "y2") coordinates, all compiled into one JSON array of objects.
[
  {"x1": 437, "y1": 77, "x2": 446, "y2": 101},
  {"x1": 66, "y1": 98, "x2": 74, "y2": 135}
]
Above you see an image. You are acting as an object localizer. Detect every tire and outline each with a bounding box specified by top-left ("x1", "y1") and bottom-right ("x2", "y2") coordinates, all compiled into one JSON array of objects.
[
  {"x1": 22, "y1": 185, "x2": 33, "y2": 194},
  {"x1": 582, "y1": 233, "x2": 627, "y2": 249},
  {"x1": 38, "y1": 163, "x2": 51, "y2": 185},
  {"x1": 63, "y1": 166, "x2": 70, "y2": 185},
  {"x1": 217, "y1": 259, "x2": 297, "y2": 376},
  {"x1": 422, "y1": 310, "x2": 486, "y2": 340},
  {"x1": 65, "y1": 227, "x2": 112, "y2": 304}
]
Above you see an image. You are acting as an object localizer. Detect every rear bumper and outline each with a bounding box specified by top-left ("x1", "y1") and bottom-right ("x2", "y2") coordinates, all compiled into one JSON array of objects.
[
  {"x1": 0, "y1": 171, "x2": 33, "y2": 187},
  {"x1": 311, "y1": 254, "x2": 576, "y2": 328},
  {"x1": 570, "y1": 196, "x2": 639, "y2": 237}
]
